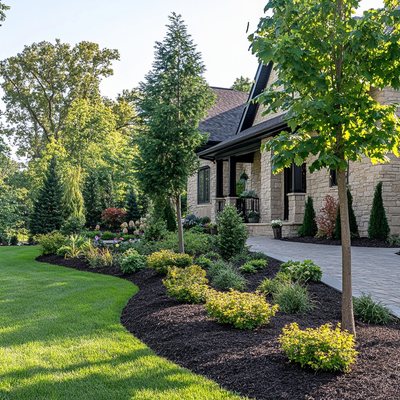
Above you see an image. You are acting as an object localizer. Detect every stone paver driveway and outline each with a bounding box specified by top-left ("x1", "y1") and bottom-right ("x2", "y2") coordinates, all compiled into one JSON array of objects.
[{"x1": 248, "y1": 237, "x2": 400, "y2": 317}]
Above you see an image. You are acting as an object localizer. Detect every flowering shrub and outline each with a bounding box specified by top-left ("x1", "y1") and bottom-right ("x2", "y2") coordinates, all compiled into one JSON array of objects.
[
  {"x1": 280, "y1": 259, "x2": 322, "y2": 282},
  {"x1": 205, "y1": 290, "x2": 278, "y2": 330},
  {"x1": 315, "y1": 195, "x2": 338, "y2": 238},
  {"x1": 101, "y1": 208, "x2": 127, "y2": 231},
  {"x1": 147, "y1": 250, "x2": 193, "y2": 275},
  {"x1": 279, "y1": 323, "x2": 357, "y2": 372},
  {"x1": 119, "y1": 249, "x2": 147, "y2": 274},
  {"x1": 163, "y1": 265, "x2": 210, "y2": 303}
]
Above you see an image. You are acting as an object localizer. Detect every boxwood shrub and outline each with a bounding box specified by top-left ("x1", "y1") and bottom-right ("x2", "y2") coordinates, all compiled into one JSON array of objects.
[{"x1": 147, "y1": 250, "x2": 193, "y2": 275}]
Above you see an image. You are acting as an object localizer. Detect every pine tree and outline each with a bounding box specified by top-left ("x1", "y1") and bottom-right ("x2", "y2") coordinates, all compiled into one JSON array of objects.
[
  {"x1": 368, "y1": 182, "x2": 390, "y2": 240},
  {"x1": 83, "y1": 171, "x2": 102, "y2": 228},
  {"x1": 126, "y1": 187, "x2": 141, "y2": 223},
  {"x1": 30, "y1": 158, "x2": 64, "y2": 234},
  {"x1": 335, "y1": 188, "x2": 359, "y2": 239},
  {"x1": 298, "y1": 196, "x2": 317, "y2": 237},
  {"x1": 135, "y1": 12, "x2": 215, "y2": 252}
]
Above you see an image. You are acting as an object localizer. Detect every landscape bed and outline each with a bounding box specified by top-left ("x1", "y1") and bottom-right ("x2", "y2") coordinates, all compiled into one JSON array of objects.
[{"x1": 38, "y1": 254, "x2": 400, "y2": 400}]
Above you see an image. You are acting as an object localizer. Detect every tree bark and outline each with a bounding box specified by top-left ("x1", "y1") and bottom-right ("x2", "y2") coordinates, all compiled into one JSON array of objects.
[
  {"x1": 337, "y1": 168, "x2": 356, "y2": 336},
  {"x1": 175, "y1": 194, "x2": 185, "y2": 253}
]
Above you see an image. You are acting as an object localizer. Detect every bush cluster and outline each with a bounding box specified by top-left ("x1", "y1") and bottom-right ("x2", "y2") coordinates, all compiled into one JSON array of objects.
[
  {"x1": 205, "y1": 290, "x2": 278, "y2": 330},
  {"x1": 279, "y1": 323, "x2": 357, "y2": 372},
  {"x1": 35, "y1": 231, "x2": 65, "y2": 255},
  {"x1": 195, "y1": 255, "x2": 213, "y2": 269},
  {"x1": 147, "y1": 250, "x2": 193, "y2": 274},
  {"x1": 280, "y1": 259, "x2": 322, "y2": 283},
  {"x1": 57, "y1": 234, "x2": 91, "y2": 259},
  {"x1": 353, "y1": 293, "x2": 393, "y2": 325},
  {"x1": 119, "y1": 249, "x2": 147, "y2": 274},
  {"x1": 163, "y1": 265, "x2": 209, "y2": 304}
]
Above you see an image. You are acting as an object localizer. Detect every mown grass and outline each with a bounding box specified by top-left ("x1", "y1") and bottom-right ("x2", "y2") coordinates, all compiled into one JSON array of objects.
[{"x1": 0, "y1": 246, "x2": 242, "y2": 400}]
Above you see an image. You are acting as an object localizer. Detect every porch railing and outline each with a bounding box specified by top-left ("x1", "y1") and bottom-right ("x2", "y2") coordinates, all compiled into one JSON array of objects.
[
  {"x1": 216, "y1": 198, "x2": 226, "y2": 213},
  {"x1": 236, "y1": 197, "x2": 260, "y2": 223}
]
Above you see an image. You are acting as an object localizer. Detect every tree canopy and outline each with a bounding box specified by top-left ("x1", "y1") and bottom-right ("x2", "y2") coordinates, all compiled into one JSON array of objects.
[{"x1": 231, "y1": 76, "x2": 252, "y2": 92}]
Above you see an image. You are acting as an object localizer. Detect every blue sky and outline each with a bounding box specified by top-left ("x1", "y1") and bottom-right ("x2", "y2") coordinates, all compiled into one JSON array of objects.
[{"x1": 0, "y1": 0, "x2": 384, "y2": 99}]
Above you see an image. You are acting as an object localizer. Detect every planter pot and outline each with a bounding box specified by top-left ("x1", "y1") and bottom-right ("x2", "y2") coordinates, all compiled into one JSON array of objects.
[
  {"x1": 272, "y1": 226, "x2": 282, "y2": 239},
  {"x1": 248, "y1": 216, "x2": 260, "y2": 223}
]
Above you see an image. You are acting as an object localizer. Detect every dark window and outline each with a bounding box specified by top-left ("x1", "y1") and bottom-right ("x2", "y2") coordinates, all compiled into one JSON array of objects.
[
  {"x1": 330, "y1": 169, "x2": 337, "y2": 187},
  {"x1": 198, "y1": 167, "x2": 210, "y2": 204}
]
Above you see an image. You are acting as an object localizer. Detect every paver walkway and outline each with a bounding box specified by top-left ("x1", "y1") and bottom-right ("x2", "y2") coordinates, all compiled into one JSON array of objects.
[{"x1": 248, "y1": 237, "x2": 400, "y2": 317}]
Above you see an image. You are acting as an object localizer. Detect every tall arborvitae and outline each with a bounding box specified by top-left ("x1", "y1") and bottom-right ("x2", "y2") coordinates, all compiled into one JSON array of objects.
[
  {"x1": 335, "y1": 188, "x2": 359, "y2": 239},
  {"x1": 126, "y1": 187, "x2": 141, "y2": 222},
  {"x1": 368, "y1": 182, "x2": 390, "y2": 240},
  {"x1": 298, "y1": 196, "x2": 317, "y2": 237},
  {"x1": 30, "y1": 157, "x2": 64, "y2": 234},
  {"x1": 83, "y1": 171, "x2": 102, "y2": 228}
]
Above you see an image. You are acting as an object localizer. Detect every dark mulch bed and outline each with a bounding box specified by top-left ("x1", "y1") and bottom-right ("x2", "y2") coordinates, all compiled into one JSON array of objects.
[
  {"x1": 37, "y1": 254, "x2": 400, "y2": 400},
  {"x1": 282, "y1": 236, "x2": 399, "y2": 248}
]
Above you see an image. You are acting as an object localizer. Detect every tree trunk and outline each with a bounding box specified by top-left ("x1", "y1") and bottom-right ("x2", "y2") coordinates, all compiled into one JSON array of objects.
[
  {"x1": 175, "y1": 194, "x2": 185, "y2": 253},
  {"x1": 337, "y1": 168, "x2": 356, "y2": 336}
]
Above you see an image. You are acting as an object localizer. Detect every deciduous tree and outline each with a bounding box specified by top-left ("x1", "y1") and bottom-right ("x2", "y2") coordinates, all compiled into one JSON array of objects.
[
  {"x1": 250, "y1": 0, "x2": 400, "y2": 334},
  {"x1": 231, "y1": 76, "x2": 252, "y2": 92}
]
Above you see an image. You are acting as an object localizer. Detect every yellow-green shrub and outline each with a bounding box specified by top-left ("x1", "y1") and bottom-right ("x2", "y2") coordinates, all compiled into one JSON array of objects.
[
  {"x1": 147, "y1": 250, "x2": 193, "y2": 274},
  {"x1": 205, "y1": 290, "x2": 278, "y2": 330},
  {"x1": 279, "y1": 323, "x2": 357, "y2": 372},
  {"x1": 35, "y1": 231, "x2": 66, "y2": 255},
  {"x1": 163, "y1": 265, "x2": 209, "y2": 304}
]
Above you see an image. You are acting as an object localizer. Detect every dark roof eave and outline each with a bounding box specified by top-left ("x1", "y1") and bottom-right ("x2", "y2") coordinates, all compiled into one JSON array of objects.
[{"x1": 198, "y1": 114, "x2": 288, "y2": 160}]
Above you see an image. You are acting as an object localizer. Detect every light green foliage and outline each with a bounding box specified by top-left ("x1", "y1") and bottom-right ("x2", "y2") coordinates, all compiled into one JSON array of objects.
[
  {"x1": 161, "y1": 231, "x2": 214, "y2": 256},
  {"x1": 57, "y1": 234, "x2": 91, "y2": 259},
  {"x1": 210, "y1": 263, "x2": 247, "y2": 291},
  {"x1": 279, "y1": 323, "x2": 357, "y2": 372},
  {"x1": 273, "y1": 283, "x2": 314, "y2": 314},
  {"x1": 257, "y1": 272, "x2": 292, "y2": 296},
  {"x1": 216, "y1": 205, "x2": 248, "y2": 260},
  {"x1": 239, "y1": 262, "x2": 257, "y2": 274},
  {"x1": 163, "y1": 265, "x2": 210, "y2": 304},
  {"x1": 196, "y1": 255, "x2": 213, "y2": 269},
  {"x1": 147, "y1": 250, "x2": 193, "y2": 275},
  {"x1": 35, "y1": 231, "x2": 66, "y2": 255},
  {"x1": 119, "y1": 249, "x2": 147, "y2": 274},
  {"x1": 63, "y1": 166, "x2": 85, "y2": 221},
  {"x1": 230, "y1": 251, "x2": 251, "y2": 267},
  {"x1": 86, "y1": 247, "x2": 114, "y2": 269},
  {"x1": 280, "y1": 260, "x2": 322, "y2": 283},
  {"x1": 206, "y1": 290, "x2": 279, "y2": 330},
  {"x1": 231, "y1": 76, "x2": 252, "y2": 93},
  {"x1": 354, "y1": 293, "x2": 393, "y2": 325},
  {"x1": 240, "y1": 259, "x2": 268, "y2": 273},
  {"x1": 0, "y1": 247, "x2": 240, "y2": 399}
]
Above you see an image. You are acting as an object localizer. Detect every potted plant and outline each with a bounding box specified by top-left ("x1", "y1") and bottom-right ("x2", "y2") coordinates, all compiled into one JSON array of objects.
[
  {"x1": 248, "y1": 210, "x2": 260, "y2": 223},
  {"x1": 271, "y1": 219, "x2": 283, "y2": 239}
]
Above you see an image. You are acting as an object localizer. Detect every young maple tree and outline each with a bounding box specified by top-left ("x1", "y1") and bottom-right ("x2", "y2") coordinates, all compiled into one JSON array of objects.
[
  {"x1": 250, "y1": 0, "x2": 400, "y2": 334},
  {"x1": 135, "y1": 13, "x2": 215, "y2": 253}
]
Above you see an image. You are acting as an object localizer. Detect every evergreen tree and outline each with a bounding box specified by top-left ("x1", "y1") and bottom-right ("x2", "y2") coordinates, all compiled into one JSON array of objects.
[
  {"x1": 153, "y1": 197, "x2": 176, "y2": 232},
  {"x1": 368, "y1": 182, "x2": 390, "y2": 240},
  {"x1": 135, "y1": 13, "x2": 215, "y2": 252},
  {"x1": 126, "y1": 187, "x2": 141, "y2": 222},
  {"x1": 298, "y1": 196, "x2": 317, "y2": 237},
  {"x1": 30, "y1": 158, "x2": 64, "y2": 234},
  {"x1": 335, "y1": 189, "x2": 359, "y2": 240},
  {"x1": 102, "y1": 173, "x2": 114, "y2": 209},
  {"x1": 83, "y1": 171, "x2": 102, "y2": 228}
]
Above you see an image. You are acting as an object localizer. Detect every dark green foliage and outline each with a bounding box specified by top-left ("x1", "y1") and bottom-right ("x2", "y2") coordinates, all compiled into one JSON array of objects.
[
  {"x1": 153, "y1": 197, "x2": 176, "y2": 232},
  {"x1": 83, "y1": 172, "x2": 102, "y2": 229},
  {"x1": 30, "y1": 158, "x2": 64, "y2": 234},
  {"x1": 216, "y1": 205, "x2": 248, "y2": 260},
  {"x1": 353, "y1": 293, "x2": 393, "y2": 325},
  {"x1": 144, "y1": 217, "x2": 168, "y2": 242},
  {"x1": 298, "y1": 196, "x2": 317, "y2": 237},
  {"x1": 126, "y1": 187, "x2": 141, "y2": 223},
  {"x1": 101, "y1": 173, "x2": 114, "y2": 209},
  {"x1": 210, "y1": 263, "x2": 247, "y2": 291},
  {"x1": 273, "y1": 283, "x2": 314, "y2": 314},
  {"x1": 368, "y1": 182, "x2": 390, "y2": 240},
  {"x1": 334, "y1": 189, "x2": 359, "y2": 239},
  {"x1": 61, "y1": 215, "x2": 85, "y2": 235}
]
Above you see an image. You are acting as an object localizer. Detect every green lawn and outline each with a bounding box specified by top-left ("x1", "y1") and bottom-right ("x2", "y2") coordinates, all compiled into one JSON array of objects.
[{"x1": 0, "y1": 247, "x2": 242, "y2": 400}]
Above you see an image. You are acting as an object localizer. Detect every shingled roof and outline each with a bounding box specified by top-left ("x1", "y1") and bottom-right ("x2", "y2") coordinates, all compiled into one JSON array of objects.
[{"x1": 199, "y1": 87, "x2": 248, "y2": 144}]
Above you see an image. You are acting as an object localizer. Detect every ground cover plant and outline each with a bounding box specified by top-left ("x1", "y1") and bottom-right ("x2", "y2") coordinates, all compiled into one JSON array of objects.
[{"x1": 0, "y1": 247, "x2": 239, "y2": 400}]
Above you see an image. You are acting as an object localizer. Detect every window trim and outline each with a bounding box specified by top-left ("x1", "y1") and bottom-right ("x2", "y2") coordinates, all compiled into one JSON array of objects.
[{"x1": 197, "y1": 166, "x2": 211, "y2": 204}]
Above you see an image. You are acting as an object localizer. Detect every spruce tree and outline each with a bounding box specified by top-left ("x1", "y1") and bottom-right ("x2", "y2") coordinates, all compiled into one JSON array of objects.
[
  {"x1": 135, "y1": 12, "x2": 215, "y2": 252},
  {"x1": 298, "y1": 196, "x2": 317, "y2": 237},
  {"x1": 335, "y1": 188, "x2": 359, "y2": 240},
  {"x1": 30, "y1": 158, "x2": 64, "y2": 234},
  {"x1": 83, "y1": 171, "x2": 102, "y2": 228},
  {"x1": 126, "y1": 187, "x2": 141, "y2": 222},
  {"x1": 368, "y1": 182, "x2": 390, "y2": 240}
]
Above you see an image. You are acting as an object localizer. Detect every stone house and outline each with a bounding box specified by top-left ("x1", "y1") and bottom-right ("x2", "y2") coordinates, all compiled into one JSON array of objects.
[{"x1": 187, "y1": 64, "x2": 400, "y2": 237}]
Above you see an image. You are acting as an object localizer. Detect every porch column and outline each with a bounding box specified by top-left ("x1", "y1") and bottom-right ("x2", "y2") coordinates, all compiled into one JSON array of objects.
[
  {"x1": 287, "y1": 193, "x2": 306, "y2": 224},
  {"x1": 216, "y1": 159, "x2": 224, "y2": 198},
  {"x1": 228, "y1": 156, "x2": 237, "y2": 197}
]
